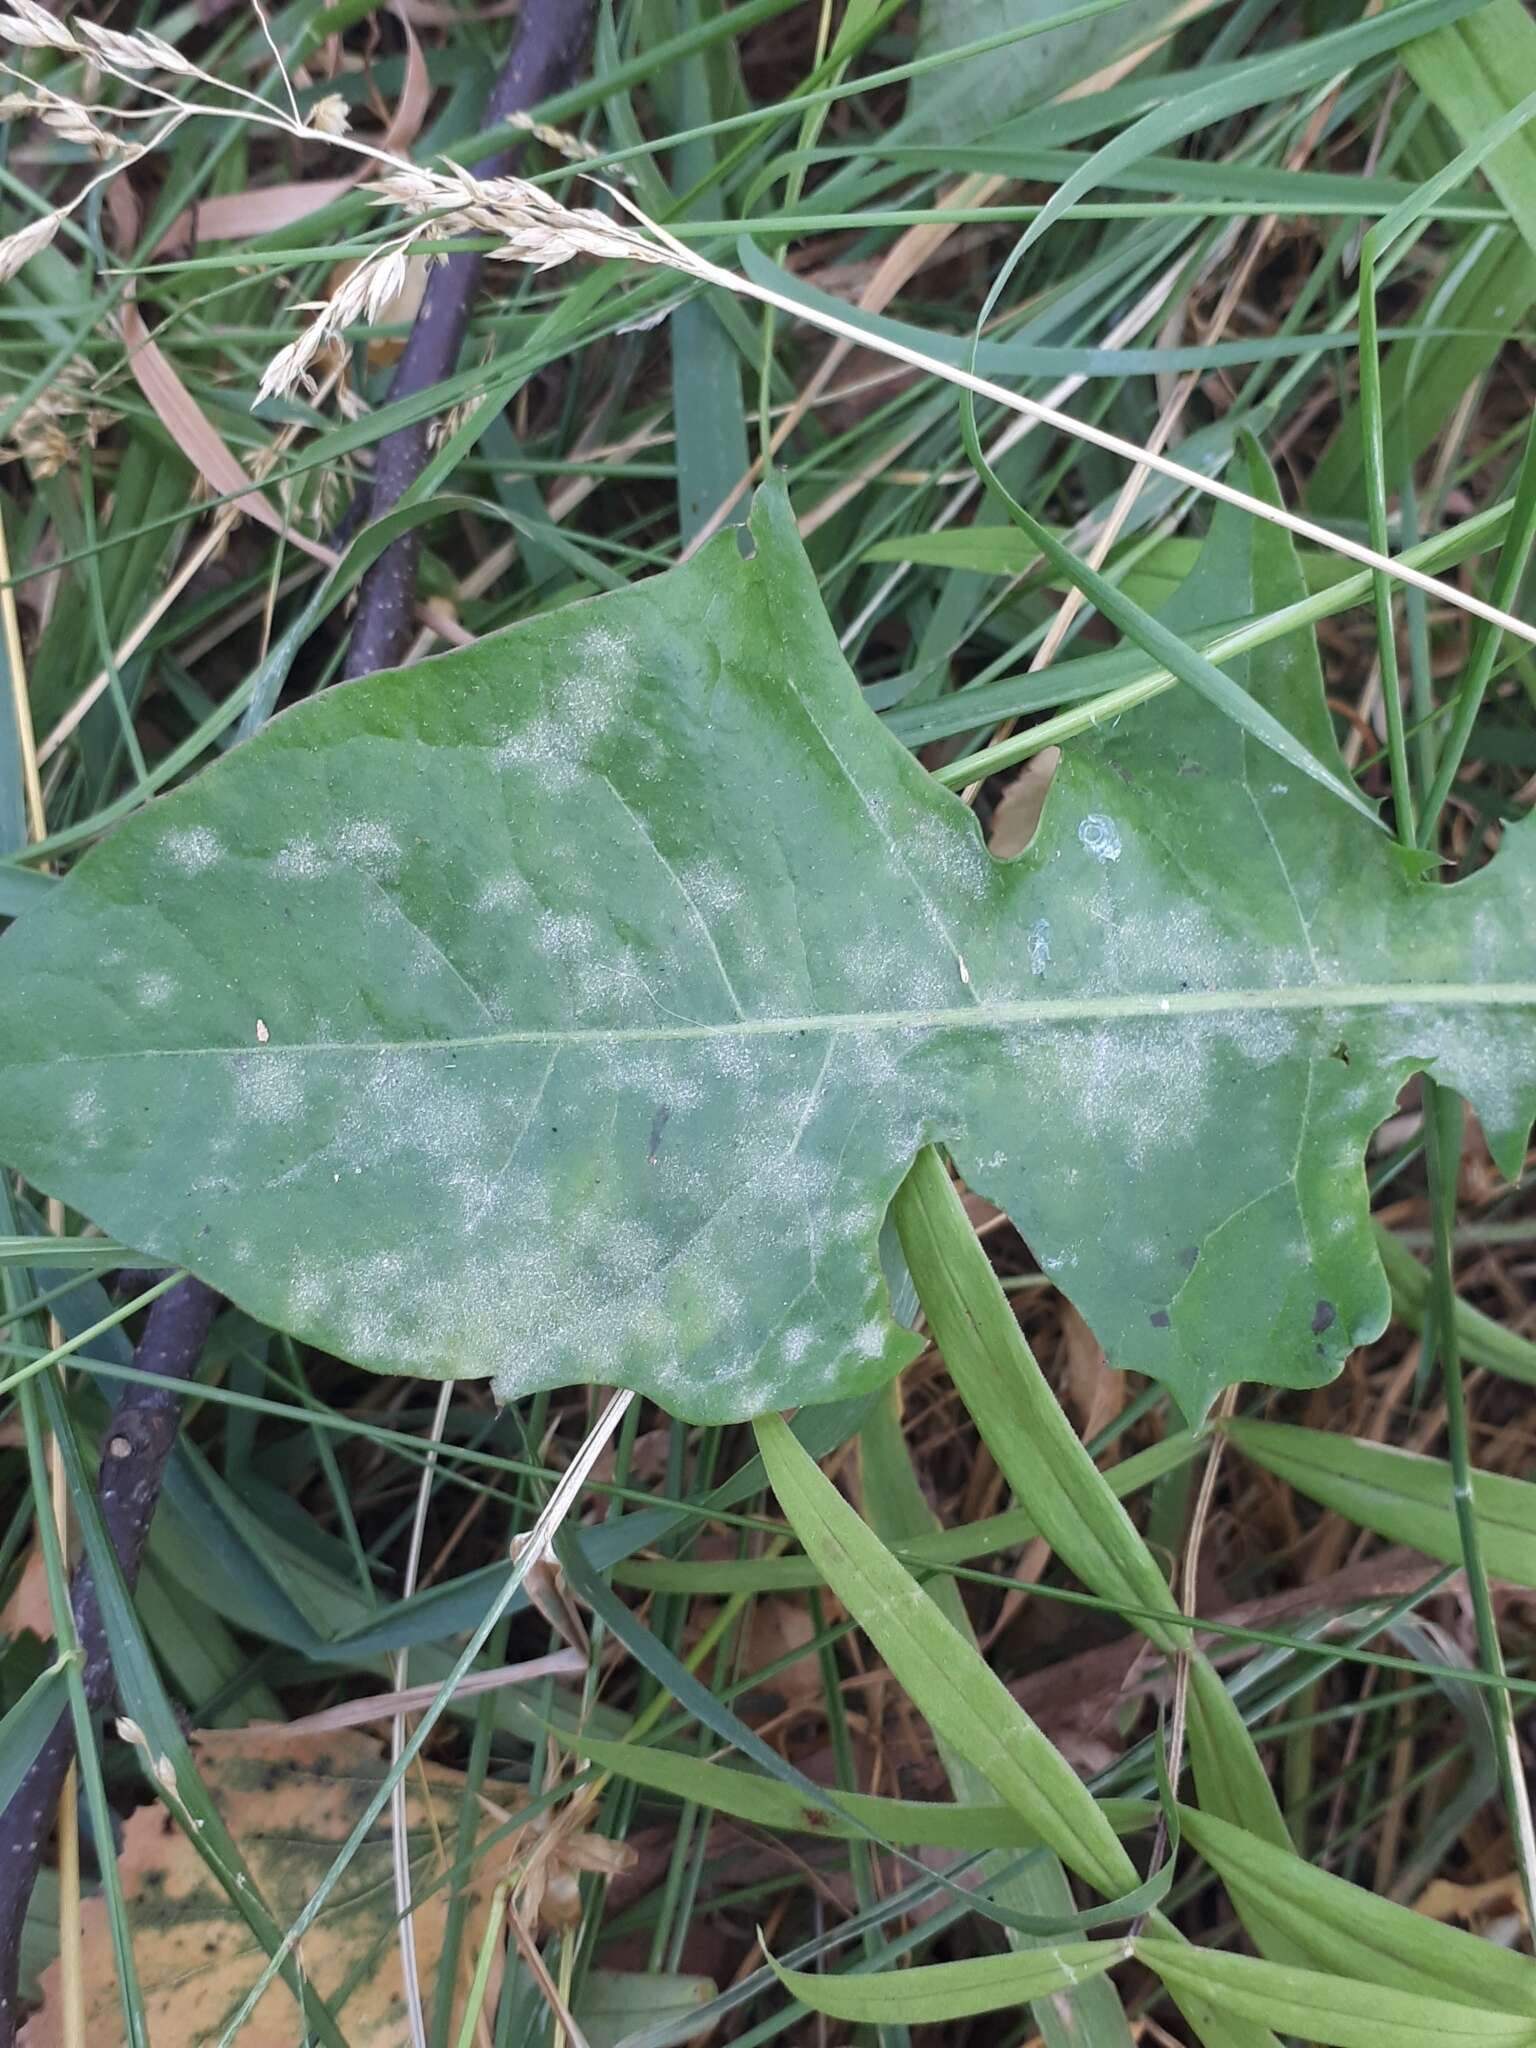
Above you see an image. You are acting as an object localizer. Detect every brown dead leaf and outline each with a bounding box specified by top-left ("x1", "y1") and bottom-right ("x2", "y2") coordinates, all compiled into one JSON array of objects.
[
  {"x1": 1414, "y1": 1873, "x2": 1530, "y2": 1932},
  {"x1": 0, "y1": 1543, "x2": 53, "y2": 1641},
  {"x1": 1060, "y1": 1302, "x2": 1125, "y2": 1453},
  {"x1": 987, "y1": 748, "x2": 1060, "y2": 858},
  {"x1": 744, "y1": 1596, "x2": 823, "y2": 1709},
  {"x1": 21, "y1": 1729, "x2": 505, "y2": 2047}
]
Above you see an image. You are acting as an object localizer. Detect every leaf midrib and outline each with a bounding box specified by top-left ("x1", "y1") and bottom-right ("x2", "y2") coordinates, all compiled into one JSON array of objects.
[{"x1": 18, "y1": 981, "x2": 1534, "y2": 1062}]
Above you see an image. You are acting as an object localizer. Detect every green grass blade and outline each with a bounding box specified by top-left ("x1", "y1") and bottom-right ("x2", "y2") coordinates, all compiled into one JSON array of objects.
[
  {"x1": 1225, "y1": 1418, "x2": 1536, "y2": 1588},
  {"x1": 1398, "y1": 0, "x2": 1536, "y2": 258},
  {"x1": 0, "y1": 1659, "x2": 71, "y2": 1815},
  {"x1": 1374, "y1": 1220, "x2": 1536, "y2": 1386},
  {"x1": 955, "y1": 402, "x2": 1381, "y2": 825},
  {"x1": 861, "y1": 1379, "x2": 1134, "y2": 2048},
  {"x1": 1134, "y1": 1936, "x2": 1536, "y2": 2047},
  {"x1": 765, "y1": 1937, "x2": 1126, "y2": 2025},
  {"x1": 892, "y1": 1148, "x2": 1182, "y2": 1651},
  {"x1": 754, "y1": 1410, "x2": 1138, "y2": 1896},
  {"x1": 565, "y1": 1730, "x2": 1148, "y2": 1849},
  {"x1": 892, "y1": 1149, "x2": 1292, "y2": 1858},
  {"x1": 1180, "y1": 1805, "x2": 1536, "y2": 2013}
]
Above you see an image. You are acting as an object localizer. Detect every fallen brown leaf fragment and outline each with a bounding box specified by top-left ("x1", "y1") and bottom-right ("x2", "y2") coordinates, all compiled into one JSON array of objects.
[{"x1": 21, "y1": 1728, "x2": 504, "y2": 2047}]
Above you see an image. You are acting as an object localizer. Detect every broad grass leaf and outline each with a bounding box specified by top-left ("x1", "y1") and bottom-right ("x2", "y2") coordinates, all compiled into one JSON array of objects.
[
  {"x1": 573, "y1": 1970, "x2": 716, "y2": 2048},
  {"x1": 19, "y1": 1729, "x2": 504, "y2": 2048},
  {"x1": 754, "y1": 1412, "x2": 1138, "y2": 1896},
  {"x1": 1132, "y1": 1936, "x2": 1536, "y2": 2048},
  {"x1": 893, "y1": 1146, "x2": 1184, "y2": 1652},
  {"x1": 1179, "y1": 1805, "x2": 1536, "y2": 2015},
  {"x1": 1225, "y1": 1419, "x2": 1536, "y2": 1587},
  {"x1": 562, "y1": 1731, "x2": 1147, "y2": 1849},
  {"x1": 0, "y1": 483, "x2": 1533, "y2": 1423},
  {"x1": 764, "y1": 1937, "x2": 1126, "y2": 2024}
]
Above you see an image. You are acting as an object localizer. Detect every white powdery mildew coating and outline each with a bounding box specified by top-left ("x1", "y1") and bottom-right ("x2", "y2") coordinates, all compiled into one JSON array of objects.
[
  {"x1": 135, "y1": 972, "x2": 176, "y2": 1008},
  {"x1": 905, "y1": 960, "x2": 963, "y2": 1010},
  {"x1": 233, "y1": 1055, "x2": 304, "y2": 1124},
  {"x1": 905, "y1": 812, "x2": 995, "y2": 903},
  {"x1": 534, "y1": 909, "x2": 603, "y2": 981},
  {"x1": 708, "y1": 1036, "x2": 759, "y2": 1080},
  {"x1": 1218, "y1": 1007, "x2": 1300, "y2": 1070},
  {"x1": 319, "y1": 1248, "x2": 418, "y2": 1361},
  {"x1": 1102, "y1": 901, "x2": 1229, "y2": 997},
  {"x1": 491, "y1": 637, "x2": 632, "y2": 801},
  {"x1": 841, "y1": 936, "x2": 910, "y2": 1006},
  {"x1": 364, "y1": 1051, "x2": 486, "y2": 1161},
  {"x1": 782, "y1": 1325, "x2": 814, "y2": 1365},
  {"x1": 606, "y1": 1218, "x2": 669, "y2": 1281},
  {"x1": 1028, "y1": 919, "x2": 1052, "y2": 977},
  {"x1": 331, "y1": 819, "x2": 402, "y2": 871},
  {"x1": 273, "y1": 835, "x2": 327, "y2": 880},
  {"x1": 1045, "y1": 1020, "x2": 1209, "y2": 1175},
  {"x1": 1078, "y1": 814, "x2": 1122, "y2": 863},
  {"x1": 564, "y1": 626, "x2": 631, "y2": 740},
  {"x1": 493, "y1": 713, "x2": 581, "y2": 794},
  {"x1": 1379, "y1": 1003, "x2": 1534, "y2": 1149},
  {"x1": 680, "y1": 856, "x2": 745, "y2": 918},
  {"x1": 475, "y1": 871, "x2": 531, "y2": 914},
  {"x1": 163, "y1": 824, "x2": 221, "y2": 873},
  {"x1": 834, "y1": 1198, "x2": 881, "y2": 1246},
  {"x1": 68, "y1": 1087, "x2": 101, "y2": 1130},
  {"x1": 576, "y1": 948, "x2": 665, "y2": 1023},
  {"x1": 852, "y1": 1317, "x2": 887, "y2": 1361}
]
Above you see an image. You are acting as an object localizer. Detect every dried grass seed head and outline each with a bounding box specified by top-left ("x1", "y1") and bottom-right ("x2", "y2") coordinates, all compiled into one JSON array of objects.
[
  {"x1": 0, "y1": 209, "x2": 60, "y2": 284},
  {"x1": 0, "y1": 0, "x2": 75, "y2": 52},
  {"x1": 307, "y1": 90, "x2": 349, "y2": 138}
]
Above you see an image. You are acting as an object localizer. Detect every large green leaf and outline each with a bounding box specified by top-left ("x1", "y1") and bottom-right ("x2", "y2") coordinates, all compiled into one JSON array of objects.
[
  {"x1": 0, "y1": 483, "x2": 1532, "y2": 1423},
  {"x1": 904, "y1": 0, "x2": 1180, "y2": 140}
]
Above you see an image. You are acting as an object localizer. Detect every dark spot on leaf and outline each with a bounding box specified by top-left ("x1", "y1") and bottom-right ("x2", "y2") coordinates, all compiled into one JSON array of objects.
[
  {"x1": 1311, "y1": 1299, "x2": 1336, "y2": 1335},
  {"x1": 1178, "y1": 1245, "x2": 1199, "y2": 1271},
  {"x1": 1329, "y1": 1041, "x2": 1350, "y2": 1065},
  {"x1": 801, "y1": 1807, "x2": 832, "y2": 1831},
  {"x1": 1149, "y1": 1310, "x2": 1170, "y2": 1329}
]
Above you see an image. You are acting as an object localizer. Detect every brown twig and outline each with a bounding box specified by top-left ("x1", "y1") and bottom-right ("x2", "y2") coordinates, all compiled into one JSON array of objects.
[
  {"x1": 0, "y1": 1276, "x2": 220, "y2": 2047},
  {"x1": 342, "y1": 0, "x2": 596, "y2": 681}
]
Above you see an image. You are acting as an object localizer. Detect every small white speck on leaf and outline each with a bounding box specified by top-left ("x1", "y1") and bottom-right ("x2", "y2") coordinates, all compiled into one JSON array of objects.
[
  {"x1": 255, "y1": 1018, "x2": 269, "y2": 1043},
  {"x1": 958, "y1": 953, "x2": 970, "y2": 986}
]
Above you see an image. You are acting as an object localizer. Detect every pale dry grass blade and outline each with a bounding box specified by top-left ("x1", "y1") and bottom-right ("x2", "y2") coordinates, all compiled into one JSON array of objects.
[
  {"x1": 0, "y1": 477, "x2": 43, "y2": 840},
  {"x1": 392, "y1": 1379, "x2": 452, "y2": 2048},
  {"x1": 194, "y1": 1653, "x2": 590, "y2": 1742}
]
